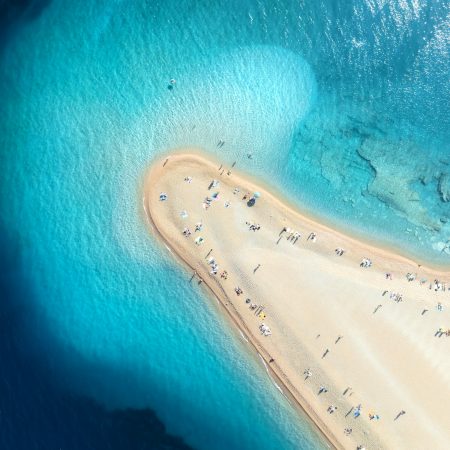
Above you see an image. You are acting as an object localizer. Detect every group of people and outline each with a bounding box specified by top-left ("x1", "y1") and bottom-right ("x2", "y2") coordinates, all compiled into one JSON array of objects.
[
  {"x1": 360, "y1": 258, "x2": 372, "y2": 268},
  {"x1": 280, "y1": 227, "x2": 301, "y2": 244},
  {"x1": 171, "y1": 168, "x2": 446, "y2": 450},
  {"x1": 406, "y1": 272, "x2": 416, "y2": 282},
  {"x1": 435, "y1": 327, "x2": 450, "y2": 337},
  {"x1": 207, "y1": 257, "x2": 219, "y2": 275},
  {"x1": 431, "y1": 279, "x2": 446, "y2": 291},
  {"x1": 246, "y1": 221, "x2": 261, "y2": 231},
  {"x1": 327, "y1": 405, "x2": 338, "y2": 414},
  {"x1": 382, "y1": 290, "x2": 403, "y2": 303},
  {"x1": 203, "y1": 196, "x2": 213, "y2": 210},
  {"x1": 259, "y1": 323, "x2": 272, "y2": 336}
]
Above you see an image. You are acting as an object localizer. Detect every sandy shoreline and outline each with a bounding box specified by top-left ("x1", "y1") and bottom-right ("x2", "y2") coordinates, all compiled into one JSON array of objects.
[
  {"x1": 143, "y1": 198, "x2": 336, "y2": 450},
  {"x1": 143, "y1": 149, "x2": 450, "y2": 450}
]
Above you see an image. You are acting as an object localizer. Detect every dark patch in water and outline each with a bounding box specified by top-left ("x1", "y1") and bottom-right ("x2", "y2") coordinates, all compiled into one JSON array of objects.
[
  {"x1": 0, "y1": 222, "x2": 193, "y2": 450},
  {"x1": 0, "y1": 0, "x2": 51, "y2": 54}
]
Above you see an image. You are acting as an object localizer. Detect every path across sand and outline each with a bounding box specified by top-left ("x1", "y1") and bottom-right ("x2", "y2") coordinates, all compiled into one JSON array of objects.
[{"x1": 143, "y1": 150, "x2": 450, "y2": 450}]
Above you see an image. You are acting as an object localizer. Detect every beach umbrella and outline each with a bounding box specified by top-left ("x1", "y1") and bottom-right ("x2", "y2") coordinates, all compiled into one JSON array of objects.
[{"x1": 253, "y1": 192, "x2": 261, "y2": 198}]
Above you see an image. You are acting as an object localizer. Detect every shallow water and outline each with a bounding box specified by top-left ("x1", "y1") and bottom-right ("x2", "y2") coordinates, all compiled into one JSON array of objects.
[{"x1": 0, "y1": 0, "x2": 449, "y2": 449}]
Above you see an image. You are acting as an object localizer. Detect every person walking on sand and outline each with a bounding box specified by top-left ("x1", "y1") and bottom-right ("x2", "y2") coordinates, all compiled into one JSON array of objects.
[
  {"x1": 322, "y1": 348, "x2": 329, "y2": 358},
  {"x1": 395, "y1": 410, "x2": 406, "y2": 420},
  {"x1": 254, "y1": 264, "x2": 261, "y2": 273},
  {"x1": 304, "y1": 368, "x2": 312, "y2": 380},
  {"x1": 373, "y1": 304, "x2": 382, "y2": 314}
]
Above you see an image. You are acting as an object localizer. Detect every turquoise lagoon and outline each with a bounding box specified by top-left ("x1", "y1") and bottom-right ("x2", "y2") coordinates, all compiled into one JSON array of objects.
[{"x1": 0, "y1": 0, "x2": 449, "y2": 449}]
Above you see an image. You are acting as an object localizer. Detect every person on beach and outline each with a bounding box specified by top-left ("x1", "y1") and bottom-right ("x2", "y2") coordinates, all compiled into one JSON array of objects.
[
  {"x1": 307, "y1": 232, "x2": 317, "y2": 242},
  {"x1": 304, "y1": 369, "x2": 312, "y2": 379},
  {"x1": 327, "y1": 405, "x2": 337, "y2": 414}
]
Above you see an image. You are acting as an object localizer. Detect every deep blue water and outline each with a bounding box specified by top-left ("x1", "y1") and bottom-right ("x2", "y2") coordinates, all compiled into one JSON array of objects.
[{"x1": 0, "y1": 0, "x2": 449, "y2": 449}]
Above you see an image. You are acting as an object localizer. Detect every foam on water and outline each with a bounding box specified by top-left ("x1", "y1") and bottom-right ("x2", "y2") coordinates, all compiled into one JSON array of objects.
[{"x1": 0, "y1": 0, "x2": 449, "y2": 449}]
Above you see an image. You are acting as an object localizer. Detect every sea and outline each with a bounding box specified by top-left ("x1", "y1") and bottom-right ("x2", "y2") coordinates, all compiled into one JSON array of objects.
[{"x1": 0, "y1": 0, "x2": 449, "y2": 449}]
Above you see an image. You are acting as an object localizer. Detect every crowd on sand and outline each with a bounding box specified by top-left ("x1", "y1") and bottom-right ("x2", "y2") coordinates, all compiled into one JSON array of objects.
[{"x1": 158, "y1": 157, "x2": 449, "y2": 449}]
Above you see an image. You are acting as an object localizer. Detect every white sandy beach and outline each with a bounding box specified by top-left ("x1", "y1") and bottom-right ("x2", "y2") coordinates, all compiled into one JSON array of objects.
[{"x1": 143, "y1": 150, "x2": 450, "y2": 450}]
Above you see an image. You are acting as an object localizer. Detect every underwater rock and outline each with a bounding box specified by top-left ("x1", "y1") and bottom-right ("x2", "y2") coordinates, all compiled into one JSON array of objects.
[
  {"x1": 357, "y1": 138, "x2": 438, "y2": 229},
  {"x1": 438, "y1": 173, "x2": 450, "y2": 202}
]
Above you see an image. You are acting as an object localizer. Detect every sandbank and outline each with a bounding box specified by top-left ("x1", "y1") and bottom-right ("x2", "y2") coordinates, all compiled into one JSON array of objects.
[{"x1": 143, "y1": 150, "x2": 450, "y2": 450}]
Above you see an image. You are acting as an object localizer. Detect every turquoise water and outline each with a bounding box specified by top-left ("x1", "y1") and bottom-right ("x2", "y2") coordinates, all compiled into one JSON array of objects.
[{"x1": 0, "y1": 0, "x2": 449, "y2": 449}]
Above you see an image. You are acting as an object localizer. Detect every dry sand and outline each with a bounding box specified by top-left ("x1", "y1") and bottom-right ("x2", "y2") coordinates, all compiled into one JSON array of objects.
[{"x1": 143, "y1": 150, "x2": 450, "y2": 450}]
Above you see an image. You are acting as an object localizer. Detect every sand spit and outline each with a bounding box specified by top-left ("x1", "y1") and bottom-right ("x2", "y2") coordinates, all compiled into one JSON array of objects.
[{"x1": 143, "y1": 150, "x2": 450, "y2": 450}]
